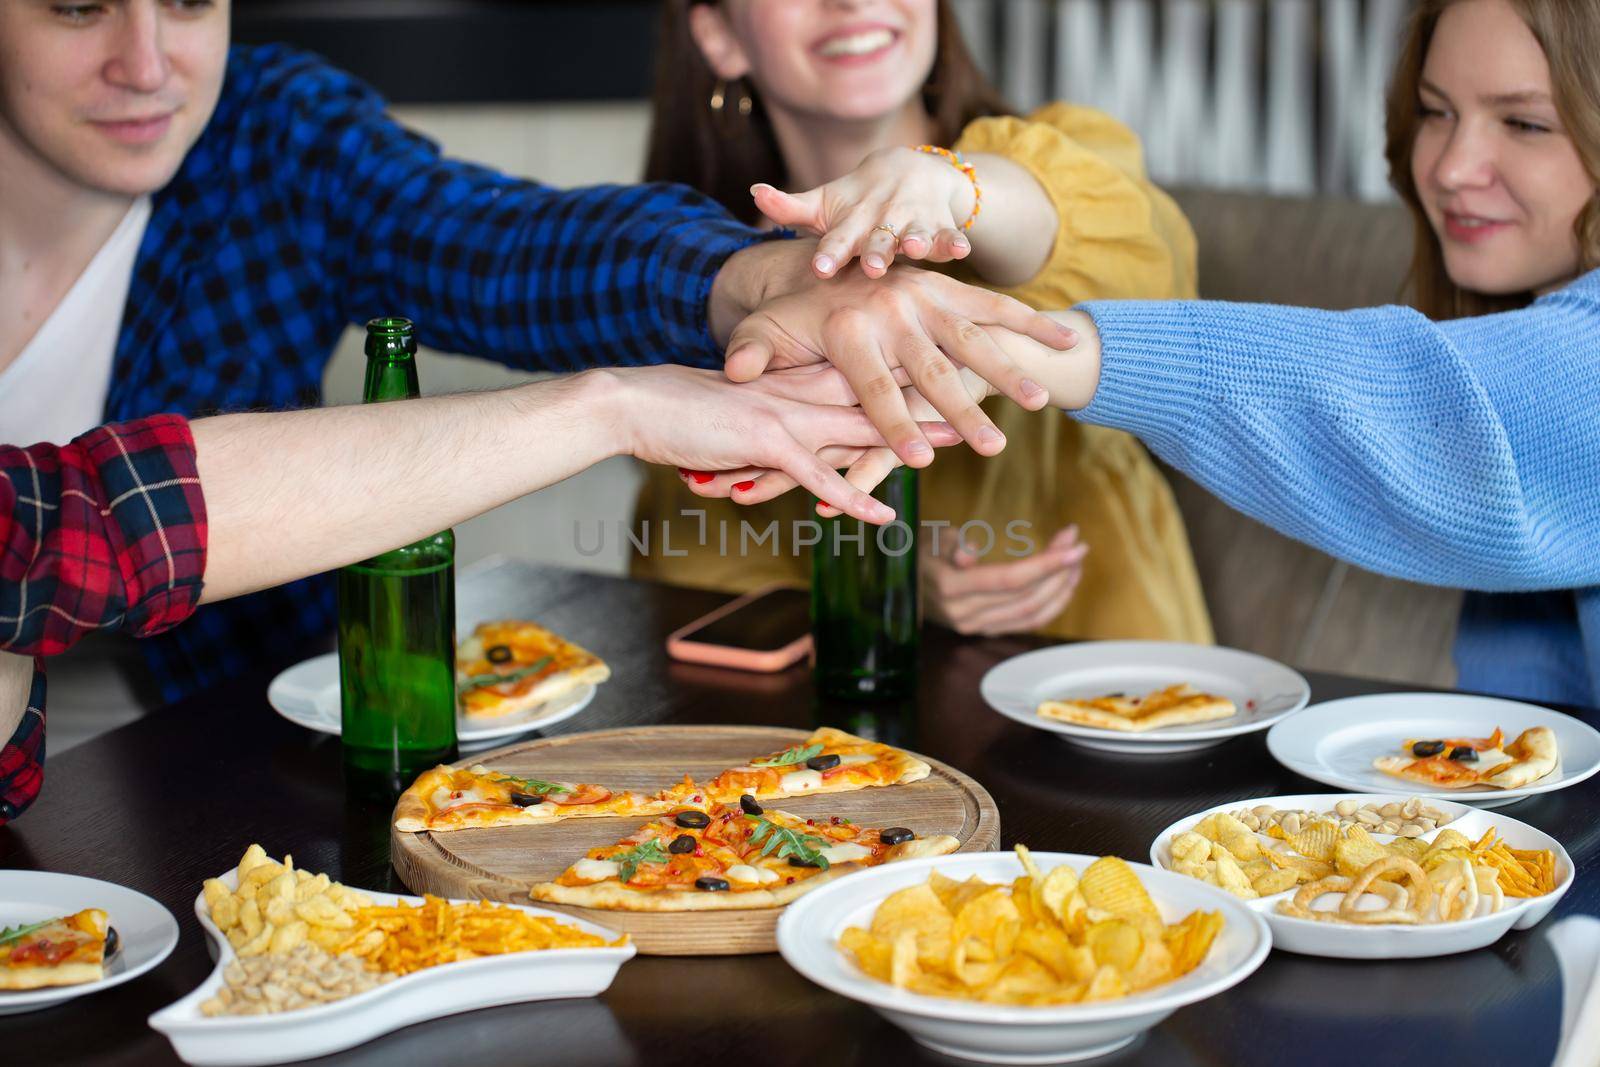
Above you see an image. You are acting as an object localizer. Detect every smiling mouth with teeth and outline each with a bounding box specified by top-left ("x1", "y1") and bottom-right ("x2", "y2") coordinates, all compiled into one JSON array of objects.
[{"x1": 816, "y1": 29, "x2": 898, "y2": 58}]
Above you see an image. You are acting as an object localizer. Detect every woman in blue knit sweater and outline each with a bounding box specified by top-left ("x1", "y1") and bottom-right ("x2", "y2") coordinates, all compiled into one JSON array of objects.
[{"x1": 700, "y1": 0, "x2": 1600, "y2": 707}]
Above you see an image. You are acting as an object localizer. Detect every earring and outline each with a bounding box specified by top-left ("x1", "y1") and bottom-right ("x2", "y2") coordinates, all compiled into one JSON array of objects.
[{"x1": 710, "y1": 79, "x2": 754, "y2": 117}]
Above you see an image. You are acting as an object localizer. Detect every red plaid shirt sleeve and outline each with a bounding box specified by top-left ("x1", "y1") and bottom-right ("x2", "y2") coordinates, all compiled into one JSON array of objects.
[{"x1": 1, "y1": 415, "x2": 208, "y2": 825}]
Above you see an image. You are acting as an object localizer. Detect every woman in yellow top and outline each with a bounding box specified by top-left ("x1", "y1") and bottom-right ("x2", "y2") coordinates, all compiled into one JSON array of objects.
[{"x1": 632, "y1": 0, "x2": 1211, "y2": 642}]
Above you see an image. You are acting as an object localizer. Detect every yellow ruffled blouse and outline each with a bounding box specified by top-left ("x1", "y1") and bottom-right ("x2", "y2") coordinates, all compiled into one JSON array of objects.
[{"x1": 629, "y1": 104, "x2": 1213, "y2": 644}]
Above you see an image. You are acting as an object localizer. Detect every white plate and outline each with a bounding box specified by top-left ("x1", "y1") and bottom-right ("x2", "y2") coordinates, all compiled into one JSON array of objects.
[
  {"x1": 776, "y1": 851, "x2": 1270, "y2": 1065},
  {"x1": 268, "y1": 652, "x2": 597, "y2": 747},
  {"x1": 0, "y1": 871, "x2": 179, "y2": 1015},
  {"x1": 148, "y1": 870, "x2": 635, "y2": 1066},
  {"x1": 1149, "y1": 792, "x2": 1574, "y2": 959},
  {"x1": 1265, "y1": 693, "x2": 1600, "y2": 807},
  {"x1": 980, "y1": 641, "x2": 1311, "y2": 753}
]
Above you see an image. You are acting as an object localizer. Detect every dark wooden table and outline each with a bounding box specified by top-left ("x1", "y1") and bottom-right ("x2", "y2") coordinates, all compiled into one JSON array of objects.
[{"x1": 3, "y1": 565, "x2": 1593, "y2": 1067}]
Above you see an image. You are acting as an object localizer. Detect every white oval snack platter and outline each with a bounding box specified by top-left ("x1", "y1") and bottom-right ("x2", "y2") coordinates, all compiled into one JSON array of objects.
[
  {"x1": 1149, "y1": 793, "x2": 1573, "y2": 960},
  {"x1": 1265, "y1": 693, "x2": 1600, "y2": 807},
  {"x1": 980, "y1": 641, "x2": 1310, "y2": 754},
  {"x1": 148, "y1": 869, "x2": 635, "y2": 1066},
  {"x1": 0, "y1": 870, "x2": 179, "y2": 1016},
  {"x1": 267, "y1": 652, "x2": 598, "y2": 747},
  {"x1": 776, "y1": 851, "x2": 1270, "y2": 1065}
]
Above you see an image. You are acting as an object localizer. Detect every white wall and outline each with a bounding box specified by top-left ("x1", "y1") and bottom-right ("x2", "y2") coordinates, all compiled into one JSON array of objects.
[{"x1": 322, "y1": 101, "x2": 657, "y2": 575}]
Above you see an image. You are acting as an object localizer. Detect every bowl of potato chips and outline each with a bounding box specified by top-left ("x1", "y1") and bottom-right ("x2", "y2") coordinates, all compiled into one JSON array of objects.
[{"x1": 775, "y1": 848, "x2": 1269, "y2": 1064}]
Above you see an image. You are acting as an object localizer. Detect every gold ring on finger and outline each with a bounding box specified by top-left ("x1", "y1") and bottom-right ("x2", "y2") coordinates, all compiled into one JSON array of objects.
[{"x1": 870, "y1": 223, "x2": 901, "y2": 247}]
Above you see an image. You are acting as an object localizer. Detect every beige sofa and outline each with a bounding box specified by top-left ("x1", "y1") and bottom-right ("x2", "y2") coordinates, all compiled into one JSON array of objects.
[{"x1": 1162, "y1": 188, "x2": 1461, "y2": 687}]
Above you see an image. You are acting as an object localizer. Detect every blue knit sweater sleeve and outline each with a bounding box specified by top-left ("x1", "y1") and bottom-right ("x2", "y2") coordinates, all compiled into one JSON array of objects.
[{"x1": 1077, "y1": 270, "x2": 1600, "y2": 592}]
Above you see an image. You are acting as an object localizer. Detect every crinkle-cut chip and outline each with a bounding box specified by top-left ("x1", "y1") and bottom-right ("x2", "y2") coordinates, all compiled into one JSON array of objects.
[
  {"x1": 930, "y1": 872, "x2": 994, "y2": 917},
  {"x1": 1083, "y1": 964, "x2": 1129, "y2": 1001},
  {"x1": 1431, "y1": 829, "x2": 1474, "y2": 853},
  {"x1": 1086, "y1": 919, "x2": 1144, "y2": 972},
  {"x1": 1170, "y1": 832, "x2": 1212, "y2": 866},
  {"x1": 1264, "y1": 849, "x2": 1335, "y2": 882},
  {"x1": 1385, "y1": 837, "x2": 1429, "y2": 862},
  {"x1": 1124, "y1": 933, "x2": 1176, "y2": 992},
  {"x1": 1079, "y1": 857, "x2": 1163, "y2": 926},
  {"x1": 1036, "y1": 865, "x2": 1080, "y2": 922},
  {"x1": 1015, "y1": 925, "x2": 1097, "y2": 983},
  {"x1": 890, "y1": 928, "x2": 920, "y2": 989},
  {"x1": 1211, "y1": 850, "x2": 1259, "y2": 899},
  {"x1": 1249, "y1": 867, "x2": 1300, "y2": 896},
  {"x1": 869, "y1": 884, "x2": 954, "y2": 967},
  {"x1": 953, "y1": 888, "x2": 1022, "y2": 959},
  {"x1": 1422, "y1": 847, "x2": 1475, "y2": 873},
  {"x1": 1164, "y1": 910, "x2": 1224, "y2": 976},
  {"x1": 1265, "y1": 823, "x2": 1289, "y2": 841},
  {"x1": 1287, "y1": 820, "x2": 1339, "y2": 863},
  {"x1": 1194, "y1": 813, "x2": 1260, "y2": 859},
  {"x1": 1334, "y1": 825, "x2": 1390, "y2": 877}
]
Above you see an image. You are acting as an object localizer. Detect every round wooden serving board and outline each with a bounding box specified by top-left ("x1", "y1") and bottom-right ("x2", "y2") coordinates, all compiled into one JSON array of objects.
[{"x1": 391, "y1": 724, "x2": 1000, "y2": 955}]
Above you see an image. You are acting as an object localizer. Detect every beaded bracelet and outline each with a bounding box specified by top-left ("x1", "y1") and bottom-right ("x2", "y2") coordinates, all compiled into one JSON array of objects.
[{"x1": 915, "y1": 144, "x2": 982, "y2": 231}]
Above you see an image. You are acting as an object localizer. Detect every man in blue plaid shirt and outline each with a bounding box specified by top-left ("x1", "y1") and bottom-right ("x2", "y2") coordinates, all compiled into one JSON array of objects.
[{"x1": 0, "y1": 1, "x2": 1068, "y2": 705}]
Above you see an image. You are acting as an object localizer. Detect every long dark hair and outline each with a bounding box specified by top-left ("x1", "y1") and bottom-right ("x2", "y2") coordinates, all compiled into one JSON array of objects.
[
  {"x1": 1384, "y1": 0, "x2": 1600, "y2": 319},
  {"x1": 645, "y1": 0, "x2": 1012, "y2": 224}
]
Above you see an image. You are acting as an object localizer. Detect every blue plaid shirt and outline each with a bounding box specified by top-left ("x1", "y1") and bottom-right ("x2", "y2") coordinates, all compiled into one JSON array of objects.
[{"x1": 107, "y1": 45, "x2": 769, "y2": 702}]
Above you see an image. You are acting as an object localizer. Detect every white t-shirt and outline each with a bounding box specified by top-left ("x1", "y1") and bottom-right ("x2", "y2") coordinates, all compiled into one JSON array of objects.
[{"x1": 0, "y1": 196, "x2": 153, "y2": 445}]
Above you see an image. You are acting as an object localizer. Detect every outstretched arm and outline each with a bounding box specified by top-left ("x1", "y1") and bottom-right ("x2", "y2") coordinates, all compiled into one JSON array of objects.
[
  {"x1": 199, "y1": 367, "x2": 944, "y2": 602},
  {"x1": 699, "y1": 279, "x2": 1600, "y2": 593},
  {"x1": 989, "y1": 288, "x2": 1600, "y2": 592}
]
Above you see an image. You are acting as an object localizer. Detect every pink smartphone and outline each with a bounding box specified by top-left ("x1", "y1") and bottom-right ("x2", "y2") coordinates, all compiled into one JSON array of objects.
[{"x1": 666, "y1": 584, "x2": 813, "y2": 672}]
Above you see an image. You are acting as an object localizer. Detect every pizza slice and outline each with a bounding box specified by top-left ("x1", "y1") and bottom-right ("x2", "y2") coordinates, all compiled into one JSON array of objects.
[
  {"x1": 0, "y1": 909, "x2": 118, "y2": 991},
  {"x1": 529, "y1": 799, "x2": 959, "y2": 911},
  {"x1": 457, "y1": 620, "x2": 611, "y2": 720},
  {"x1": 1373, "y1": 726, "x2": 1558, "y2": 790},
  {"x1": 1037, "y1": 684, "x2": 1237, "y2": 732},
  {"x1": 395, "y1": 728, "x2": 932, "y2": 834},
  {"x1": 653, "y1": 726, "x2": 932, "y2": 809},
  {"x1": 394, "y1": 764, "x2": 681, "y2": 832}
]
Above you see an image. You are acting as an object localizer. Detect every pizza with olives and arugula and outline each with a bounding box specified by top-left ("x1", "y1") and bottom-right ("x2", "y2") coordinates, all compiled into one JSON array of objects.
[
  {"x1": 456, "y1": 620, "x2": 611, "y2": 720},
  {"x1": 393, "y1": 728, "x2": 931, "y2": 834},
  {"x1": 529, "y1": 798, "x2": 958, "y2": 911},
  {"x1": 0, "y1": 909, "x2": 119, "y2": 991}
]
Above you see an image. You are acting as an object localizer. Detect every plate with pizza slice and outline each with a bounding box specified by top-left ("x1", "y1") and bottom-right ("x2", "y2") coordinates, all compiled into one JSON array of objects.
[
  {"x1": 980, "y1": 641, "x2": 1311, "y2": 753},
  {"x1": 0, "y1": 870, "x2": 178, "y2": 1014},
  {"x1": 1266, "y1": 693, "x2": 1600, "y2": 807},
  {"x1": 268, "y1": 619, "x2": 606, "y2": 747}
]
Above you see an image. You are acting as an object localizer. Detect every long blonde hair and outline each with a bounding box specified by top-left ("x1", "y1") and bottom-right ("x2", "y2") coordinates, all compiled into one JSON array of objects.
[{"x1": 1384, "y1": 0, "x2": 1600, "y2": 319}]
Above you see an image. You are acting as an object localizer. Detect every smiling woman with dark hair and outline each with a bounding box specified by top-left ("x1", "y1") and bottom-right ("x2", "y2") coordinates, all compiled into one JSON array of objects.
[{"x1": 634, "y1": 0, "x2": 1212, "y2": 645}]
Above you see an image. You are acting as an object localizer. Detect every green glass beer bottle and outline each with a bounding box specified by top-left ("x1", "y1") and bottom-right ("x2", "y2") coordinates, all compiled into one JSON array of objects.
[
  {"x1": 336, "y1": 317, "x2": 458, "y2": 787},
  {"x1": 811, "y1": 467, "x2": 920, "y2": 700}
]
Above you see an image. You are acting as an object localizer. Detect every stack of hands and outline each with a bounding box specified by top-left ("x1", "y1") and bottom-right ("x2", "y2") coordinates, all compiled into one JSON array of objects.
[{"x1": 611, "y1": 163, "x2": 1092, "y2": 633}]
